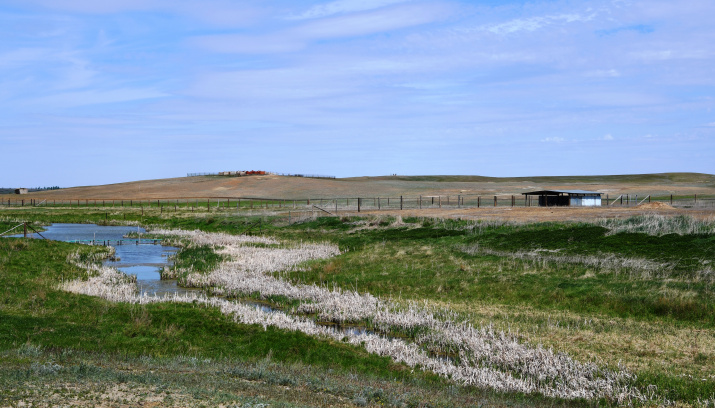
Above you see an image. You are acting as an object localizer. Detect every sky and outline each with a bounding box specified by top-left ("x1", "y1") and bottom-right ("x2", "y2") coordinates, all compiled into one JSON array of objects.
[{"x1": 1, "y1": 0, "x2": 714, "y2": 187}]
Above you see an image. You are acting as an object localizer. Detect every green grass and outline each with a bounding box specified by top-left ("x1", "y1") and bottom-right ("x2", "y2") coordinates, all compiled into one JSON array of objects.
[{"x1": 0, "y1": 239, "x2": 411, "y2": 377}]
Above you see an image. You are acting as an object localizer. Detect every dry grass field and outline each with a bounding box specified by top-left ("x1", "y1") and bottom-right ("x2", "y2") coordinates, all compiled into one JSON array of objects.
[{"x1": 3, "y1": 172, "x2": 714, "y2": 200}]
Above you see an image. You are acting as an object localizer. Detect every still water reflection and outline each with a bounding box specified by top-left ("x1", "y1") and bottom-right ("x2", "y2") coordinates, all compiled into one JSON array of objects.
[{"x1": 11, "y1": 223, "x2": 194, "y2": 296}]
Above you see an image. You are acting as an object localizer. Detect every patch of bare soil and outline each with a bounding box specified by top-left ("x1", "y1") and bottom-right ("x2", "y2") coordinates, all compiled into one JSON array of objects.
[{"x1": 635, "y1": 202, "x2": 676, "y2": 210}]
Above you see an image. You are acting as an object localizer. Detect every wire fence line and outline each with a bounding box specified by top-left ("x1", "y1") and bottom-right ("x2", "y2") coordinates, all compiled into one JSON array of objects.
[{"x1": 1, "y1": 194, "x2": 713, "y2": 211}]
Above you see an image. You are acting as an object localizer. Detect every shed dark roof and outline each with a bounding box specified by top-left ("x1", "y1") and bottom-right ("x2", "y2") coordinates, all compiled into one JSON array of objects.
[{"x1": 522, "y1": 189, "x2": 602, "y2": 196}]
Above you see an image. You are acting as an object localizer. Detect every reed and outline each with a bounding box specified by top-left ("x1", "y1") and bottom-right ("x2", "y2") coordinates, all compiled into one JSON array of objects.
[{"x1": 59, "y1": 229, "x2": 646, "y2": 403}]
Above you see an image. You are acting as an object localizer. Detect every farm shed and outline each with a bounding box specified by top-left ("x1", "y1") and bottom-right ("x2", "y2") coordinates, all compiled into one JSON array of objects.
[
  {"x1": 14, "y1": 188, "x2": 28, "y2": 194},
  {"x1": 522, "y1": 190, "x2": 602, "y2": 207}
]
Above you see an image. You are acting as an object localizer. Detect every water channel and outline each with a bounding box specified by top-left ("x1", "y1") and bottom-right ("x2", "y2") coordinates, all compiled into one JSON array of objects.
[
  {"x1": 10, "y1": 223, "x2": 374, "y2": 337},
  {"x1": 9, "y1": 223, "x2": 193, "y2": 296}
]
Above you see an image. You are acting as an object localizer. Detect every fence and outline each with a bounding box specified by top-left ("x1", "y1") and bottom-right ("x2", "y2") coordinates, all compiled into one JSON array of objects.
[{"x1": 1, "y1": 194, "x2": 713, "y2": 211}]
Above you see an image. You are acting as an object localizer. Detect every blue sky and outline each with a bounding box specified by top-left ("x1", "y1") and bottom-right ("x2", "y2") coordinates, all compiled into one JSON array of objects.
[{"x1": 1, "y1": 0, "x2": 714, "y2": 187}]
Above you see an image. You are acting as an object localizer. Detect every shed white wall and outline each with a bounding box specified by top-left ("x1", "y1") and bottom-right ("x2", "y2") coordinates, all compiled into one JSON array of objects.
[{"x1": 569, "y1": 196, "x2": 601, "y2": 206}]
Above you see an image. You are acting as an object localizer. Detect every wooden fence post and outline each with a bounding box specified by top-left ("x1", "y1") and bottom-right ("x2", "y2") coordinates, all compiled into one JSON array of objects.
[
  {"x1": 494, "y1": 196, "x2": 497, "y2": 207},
  {"x1": 670, "y1": 194, "x2": 673, "y2": 205},
  {"x1": 400, "y1": 196, "x2": 403, "y2": 210},
  {"x1": 358, "y1": 198, "x2": 361, "y2": 212}
]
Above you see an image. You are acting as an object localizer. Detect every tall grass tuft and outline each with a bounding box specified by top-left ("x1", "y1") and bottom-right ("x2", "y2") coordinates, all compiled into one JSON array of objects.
[{"x1": 598, "y1": 214, "x2": 715, "y2": 236}]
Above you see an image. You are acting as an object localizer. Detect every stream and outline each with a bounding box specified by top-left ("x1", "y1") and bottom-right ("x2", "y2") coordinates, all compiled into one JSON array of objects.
[{"x1": 9, "y1": 223, "x2": 373, "y2": 337}]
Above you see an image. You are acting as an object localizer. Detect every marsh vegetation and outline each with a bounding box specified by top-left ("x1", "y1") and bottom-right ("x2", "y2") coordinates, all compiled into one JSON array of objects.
[{"x1": 1, "y1": 208, "x2": 714, "y2": 406}]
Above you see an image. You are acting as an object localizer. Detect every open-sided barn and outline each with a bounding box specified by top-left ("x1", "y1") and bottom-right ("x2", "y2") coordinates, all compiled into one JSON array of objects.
[{"x1": 522, "y1": 190, "x2": 602, "y2": 207}]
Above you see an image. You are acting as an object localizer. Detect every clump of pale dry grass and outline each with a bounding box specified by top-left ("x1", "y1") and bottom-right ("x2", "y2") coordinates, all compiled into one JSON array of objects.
[
  {"x1": 58, "y1": 229, "x2": 647, "y2": 403},
  {"x1": 461, "y1": 245, "x2": 674, "y2": 278},
  {"x1": 598, "y1": 214, "x2": 715, "y2": 236},
  {"x1": 60, "y1": 262, "x2": 137, "y2": 302}
]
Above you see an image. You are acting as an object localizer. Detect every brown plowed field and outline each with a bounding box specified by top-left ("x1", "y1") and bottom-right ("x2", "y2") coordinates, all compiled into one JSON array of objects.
[{"x1": 3, "y1": 173, "x2": 714, "y2": 201}]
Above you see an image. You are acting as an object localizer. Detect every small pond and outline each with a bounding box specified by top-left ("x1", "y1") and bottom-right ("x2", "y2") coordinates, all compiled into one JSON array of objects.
[{"x1": 8, "y1": 223, "x2": 194, "y2": 297}]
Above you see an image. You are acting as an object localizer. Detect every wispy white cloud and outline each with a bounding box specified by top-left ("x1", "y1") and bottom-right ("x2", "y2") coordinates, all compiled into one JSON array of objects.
[
  {"x1": 29, "y1": 88, "x2": 168, "y2": 108},
  {"x1": 584, "y1": 69, "x2": 621, "y2": 78},
  {"x1": 479, "y1": 13, "x2": 595, "y2": 35},
  {"x1": 297, "y1": 4, "x2": 448, "y2": 38},
  {"x1": 540, "y1": 137, "x2": 566, "y2": 143},
  {"x1": 287, "y1": 0, "x2": 415, "y2": 20},
  {"x1": 194, "y1": 3, "x2": 451, "y2": 53}
]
